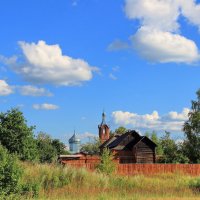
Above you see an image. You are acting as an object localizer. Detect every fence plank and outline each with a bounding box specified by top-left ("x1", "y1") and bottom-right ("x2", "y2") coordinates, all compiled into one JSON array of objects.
[{"x1": 63, "y1": 163, "x2": 200, "y2": 176}]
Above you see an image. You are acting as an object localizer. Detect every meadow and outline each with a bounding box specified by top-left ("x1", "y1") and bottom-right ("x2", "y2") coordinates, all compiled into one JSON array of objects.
[{"x1": 9, "y1": 162, "x2": 200, "y2": 200}]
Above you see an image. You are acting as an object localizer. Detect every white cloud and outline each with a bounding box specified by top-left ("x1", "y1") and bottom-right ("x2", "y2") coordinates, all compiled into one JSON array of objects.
[
  {"x1": 8, "y1": 40, "x2": 97, "y2": 86},
  {"x1": 18, "y1": 85, "x2": 52, "y2": 97},
  {"x1": 112, "y1": 108, "x2": 190, "y2": 132},
  {"x1": 131, "y1": 26, "x2": 199, "y2": 63},
  {"x1": 125, "y1": 0, "x2": 180, "y2": 32},
  {"x1": 180, "y1": 0, "x2": 200, "y2": 30},
  {"x1": 0, "y1": 80, "x2": 13, "y2": 96},
  {"x1": 124, "y1": 0, "x2": 200, "y2": 63},
  {"x1": 33, "y1": 103, "x2": 59, "y2": 110},
  {"x1": 166, "y1": 107, "x2": 190, "y2": 121}
]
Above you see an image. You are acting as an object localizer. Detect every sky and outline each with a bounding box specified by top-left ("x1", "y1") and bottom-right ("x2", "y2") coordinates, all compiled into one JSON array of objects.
[{"x1": 1, "y1": 0, "x2": 200, "y2": 144}]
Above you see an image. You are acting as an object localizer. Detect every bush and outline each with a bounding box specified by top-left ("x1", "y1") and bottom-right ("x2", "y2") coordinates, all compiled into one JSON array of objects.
[
  {"x1": 96, "y1": 148, "x2": 116, "y2": 175},
  {"x1": 0, "y1": 145, "x2": 22, "y2": 196},
  {"x1": 189, "y1": 177, "x2": 200, "y2": 192}
]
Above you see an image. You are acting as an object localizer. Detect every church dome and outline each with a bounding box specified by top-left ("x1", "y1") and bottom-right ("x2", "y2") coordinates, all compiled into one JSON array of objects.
[{"x1": 69, "y1": 133, "x2": 80, "y2": 143}]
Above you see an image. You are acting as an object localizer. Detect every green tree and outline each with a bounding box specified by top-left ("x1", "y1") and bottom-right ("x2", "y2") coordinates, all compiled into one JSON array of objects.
[
  {"x1": 52, "y1": 139, "x2": 69, "y2": 155},
  {"x1": 114, "y1": 126, "x2": 127, "y2": 135},
  {"x1": 96, "y1": 148, "x2": 116, "y2": 175},
  {"x1": 150, "y1": 131, "x2": 163, "y2": 155},
  {"x1": 183, "y1": 89, "x2": 200, "y2": 163},
  {"x1": 36, "y1": 132, "x2": 57, "y2": 163},
  {"x1": 159, "y1": 131, "x2": 188, "y2": 163},
  {"x1": 80, "y1": 138, "x2": 101, "y2": 155},
  {"x1": 0, "y1": 145, "x2": 22, "y2": 196},
  {"x1": 0, "y1": 108, "x2": 38, "y2": 161}
]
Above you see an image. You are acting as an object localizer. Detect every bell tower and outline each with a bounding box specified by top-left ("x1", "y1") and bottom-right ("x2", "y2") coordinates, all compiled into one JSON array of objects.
[{"x1": 98, "y1": 112, "x2": 110, "y2": 143}]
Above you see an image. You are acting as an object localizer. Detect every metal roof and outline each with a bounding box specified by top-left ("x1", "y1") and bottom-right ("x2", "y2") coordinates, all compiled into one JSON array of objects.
[{"x1": 69, "y1": 133, "x2": 80, "y2": 143}]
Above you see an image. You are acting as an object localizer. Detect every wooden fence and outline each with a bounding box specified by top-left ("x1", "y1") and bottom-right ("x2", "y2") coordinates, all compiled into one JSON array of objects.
[{"x1": 65, "y1": 163, "x2": 200, "y2": 176}]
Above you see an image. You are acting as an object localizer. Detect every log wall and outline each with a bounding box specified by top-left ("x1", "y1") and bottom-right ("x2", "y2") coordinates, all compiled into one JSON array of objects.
[{"x1": 136, "y1": 141, "x2": 154, "y2": 163}]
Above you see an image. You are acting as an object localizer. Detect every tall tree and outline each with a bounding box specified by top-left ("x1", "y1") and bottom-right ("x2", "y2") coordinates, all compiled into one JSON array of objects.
[
  {"x1": 36, "y1": 132, "x2": 57, "y2": 163},
  {"x1": 80, "y1": 138, "x2": 101, "y2": 155},
  {"x1": 52, "y1": 139, "x2": 69, "y2": 155},
  {"x1": 150, "y1": 131, "x2": 163, "y2": 155},
  {"x1": 183, "y1": 89, "x2": 200, "y2": 163},
  {"x1": 0, "y1": 108, "x2": 38, "y2": 161},
  {"x1": 159, "y1": 131, "x2": 188, "y2": 163}
]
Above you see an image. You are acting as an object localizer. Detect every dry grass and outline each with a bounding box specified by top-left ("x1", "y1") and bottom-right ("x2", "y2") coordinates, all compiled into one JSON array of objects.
[{"x1": 19, "y1": 162, "x2": 200, "y2": 200}]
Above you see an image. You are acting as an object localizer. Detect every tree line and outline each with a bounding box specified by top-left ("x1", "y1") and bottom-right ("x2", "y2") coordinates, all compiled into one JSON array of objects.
[{"x1": 0, "y1": 108, "x2": 69, "y2": 164}]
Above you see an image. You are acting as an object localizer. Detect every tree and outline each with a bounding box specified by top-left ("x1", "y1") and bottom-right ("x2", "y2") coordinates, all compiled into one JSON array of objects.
[
  {"x1": 150, "y1": 131, "x2": 163, "y2": 155},
  {"x1": 159, "y1": 131, "x2": 188, "y2": 163},
  {"x1": 96, "y1": 148, "x2": 116, "y2": 175},
  {"x1": 0, "y1": 108, "x2": 38, "y2": 161},
  {"x1": 36, "y1": 132, "x2": 57, "y2": 163},
  {"x1": 183, "y1": 89, "x2": 200, "y2": 163},
  {"x1": 80, "y1": 138, "x2": 101, "y2": 155},
  {"x1": 52, "y1": 139, "x2": 69, "y2": 155},
  {"x1": 114, "y1": 126, "x2": 127, "y2": 135}
]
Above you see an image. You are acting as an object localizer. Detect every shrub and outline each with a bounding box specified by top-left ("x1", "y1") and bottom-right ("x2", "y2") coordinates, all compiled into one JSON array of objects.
[
  {"x1": 96, "y1": 148, "x2": 116, "y2": 175},
  {"x1": 189, "y1": 177, "x2": 200, "y2": 192},
  {"x1": 0, "y1": 145, "x2": 22, "y2": 196}
]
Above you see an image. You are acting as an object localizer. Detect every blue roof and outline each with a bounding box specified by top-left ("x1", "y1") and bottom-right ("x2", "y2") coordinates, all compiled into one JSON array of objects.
[{"x1": 69, "y1": 133, "x2": 80, "y2": 143}]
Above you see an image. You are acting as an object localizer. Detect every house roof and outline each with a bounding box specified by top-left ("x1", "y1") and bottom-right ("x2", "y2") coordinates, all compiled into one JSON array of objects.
[{"x1": 100, "y1": 130, "x2": 157, "y2": 150}]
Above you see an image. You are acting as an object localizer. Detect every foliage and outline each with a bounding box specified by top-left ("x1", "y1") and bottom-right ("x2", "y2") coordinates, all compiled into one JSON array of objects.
[
  {"x1": 36, "y1": 132, "x2": 68, "y2": 163},
  {"x1": 114, "y1": 126, "x2": 127, "y2": 135},
  {"x1": 96, "y1": 148, "x2": 116, "y2": 175},
  {"x1": 0, "y1": 145, "x2": 22, "y2": 196},
  {"x1": 110, "y1": 126, "x2": 127, "y2": 137},
  {"x1": 80, "y1": 138, "x2": 101, "y2": 155},
  {"x1": 36, "y1": 132, "x2": 58, "y2": 163},
  {"x1": 183, "y1": 89, "x2": 200, "y2": 163},
  {"x1": 52, "y1": 139, "x2": 69, "y2": 155},
  {"x1": 189, "y1": 177, "x2": 200, "y2": 192},
  {"x1": 159, "y1": 131, "x2": 188, "y2": 163},
  {"x1": 150, "y1": 131, "x2": 163, "y2": 155},
  {"x1": 0, "y1": 108, "x2": 38, "y2": 161}
]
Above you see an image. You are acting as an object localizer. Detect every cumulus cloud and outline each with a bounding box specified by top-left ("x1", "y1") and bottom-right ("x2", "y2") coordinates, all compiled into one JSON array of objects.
[
  {"x1": 180, "y1": 0, "x2": 200, "y2": 29},
  {"x1": 18, "y1": 85, "x2": 52, "y2": 97},
  {"x1": 166, "y1": 108, "x2": 190, "y2": 121},
  {"x1": 124, "y1": 0, "x2": 200, "y2": 63},
  {"x1": 0, "y1": 80, "x2": 14, "y2": 96},
  {"x1": 32, "y1": 103, "x2": 59, "y2": 110},
  {"x1": 131, "y1": 26, "x2": 199, "y2": 63},
  {"x1": 5, "y1": 40, "x2": 97, "y2": 86},
  {"x1": 112, "y1": 108, "x2": 190, "y2": 131}
]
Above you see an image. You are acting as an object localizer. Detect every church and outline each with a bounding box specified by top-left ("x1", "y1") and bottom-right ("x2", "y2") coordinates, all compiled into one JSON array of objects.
[
  {"x1": 59, "y1": 112, "x2": 157, "y2": 164},
  {"x1": 98, "y1": 112, "x2": 157, "y2": 164}
]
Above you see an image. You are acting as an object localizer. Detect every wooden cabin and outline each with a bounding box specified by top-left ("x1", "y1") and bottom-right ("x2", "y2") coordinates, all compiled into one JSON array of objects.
[{"x1": 99, "y1": 130, "x2": 157, "y2": 164}]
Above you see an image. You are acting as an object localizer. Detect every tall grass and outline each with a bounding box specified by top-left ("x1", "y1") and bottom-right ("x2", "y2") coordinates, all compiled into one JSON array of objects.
[{"x1": 18, "y1": 162, "x2": 200, "y2": 200}]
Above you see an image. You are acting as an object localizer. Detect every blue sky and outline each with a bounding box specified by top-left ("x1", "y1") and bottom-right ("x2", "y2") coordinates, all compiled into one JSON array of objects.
[{"x1": 1, "y1": 0, "x2": 200, "y2": 144}]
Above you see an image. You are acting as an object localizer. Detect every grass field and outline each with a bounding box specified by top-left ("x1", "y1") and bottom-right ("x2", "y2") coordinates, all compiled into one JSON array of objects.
[{"x1": 17, "y1": 162, "x2": 200, "y2": 200}]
